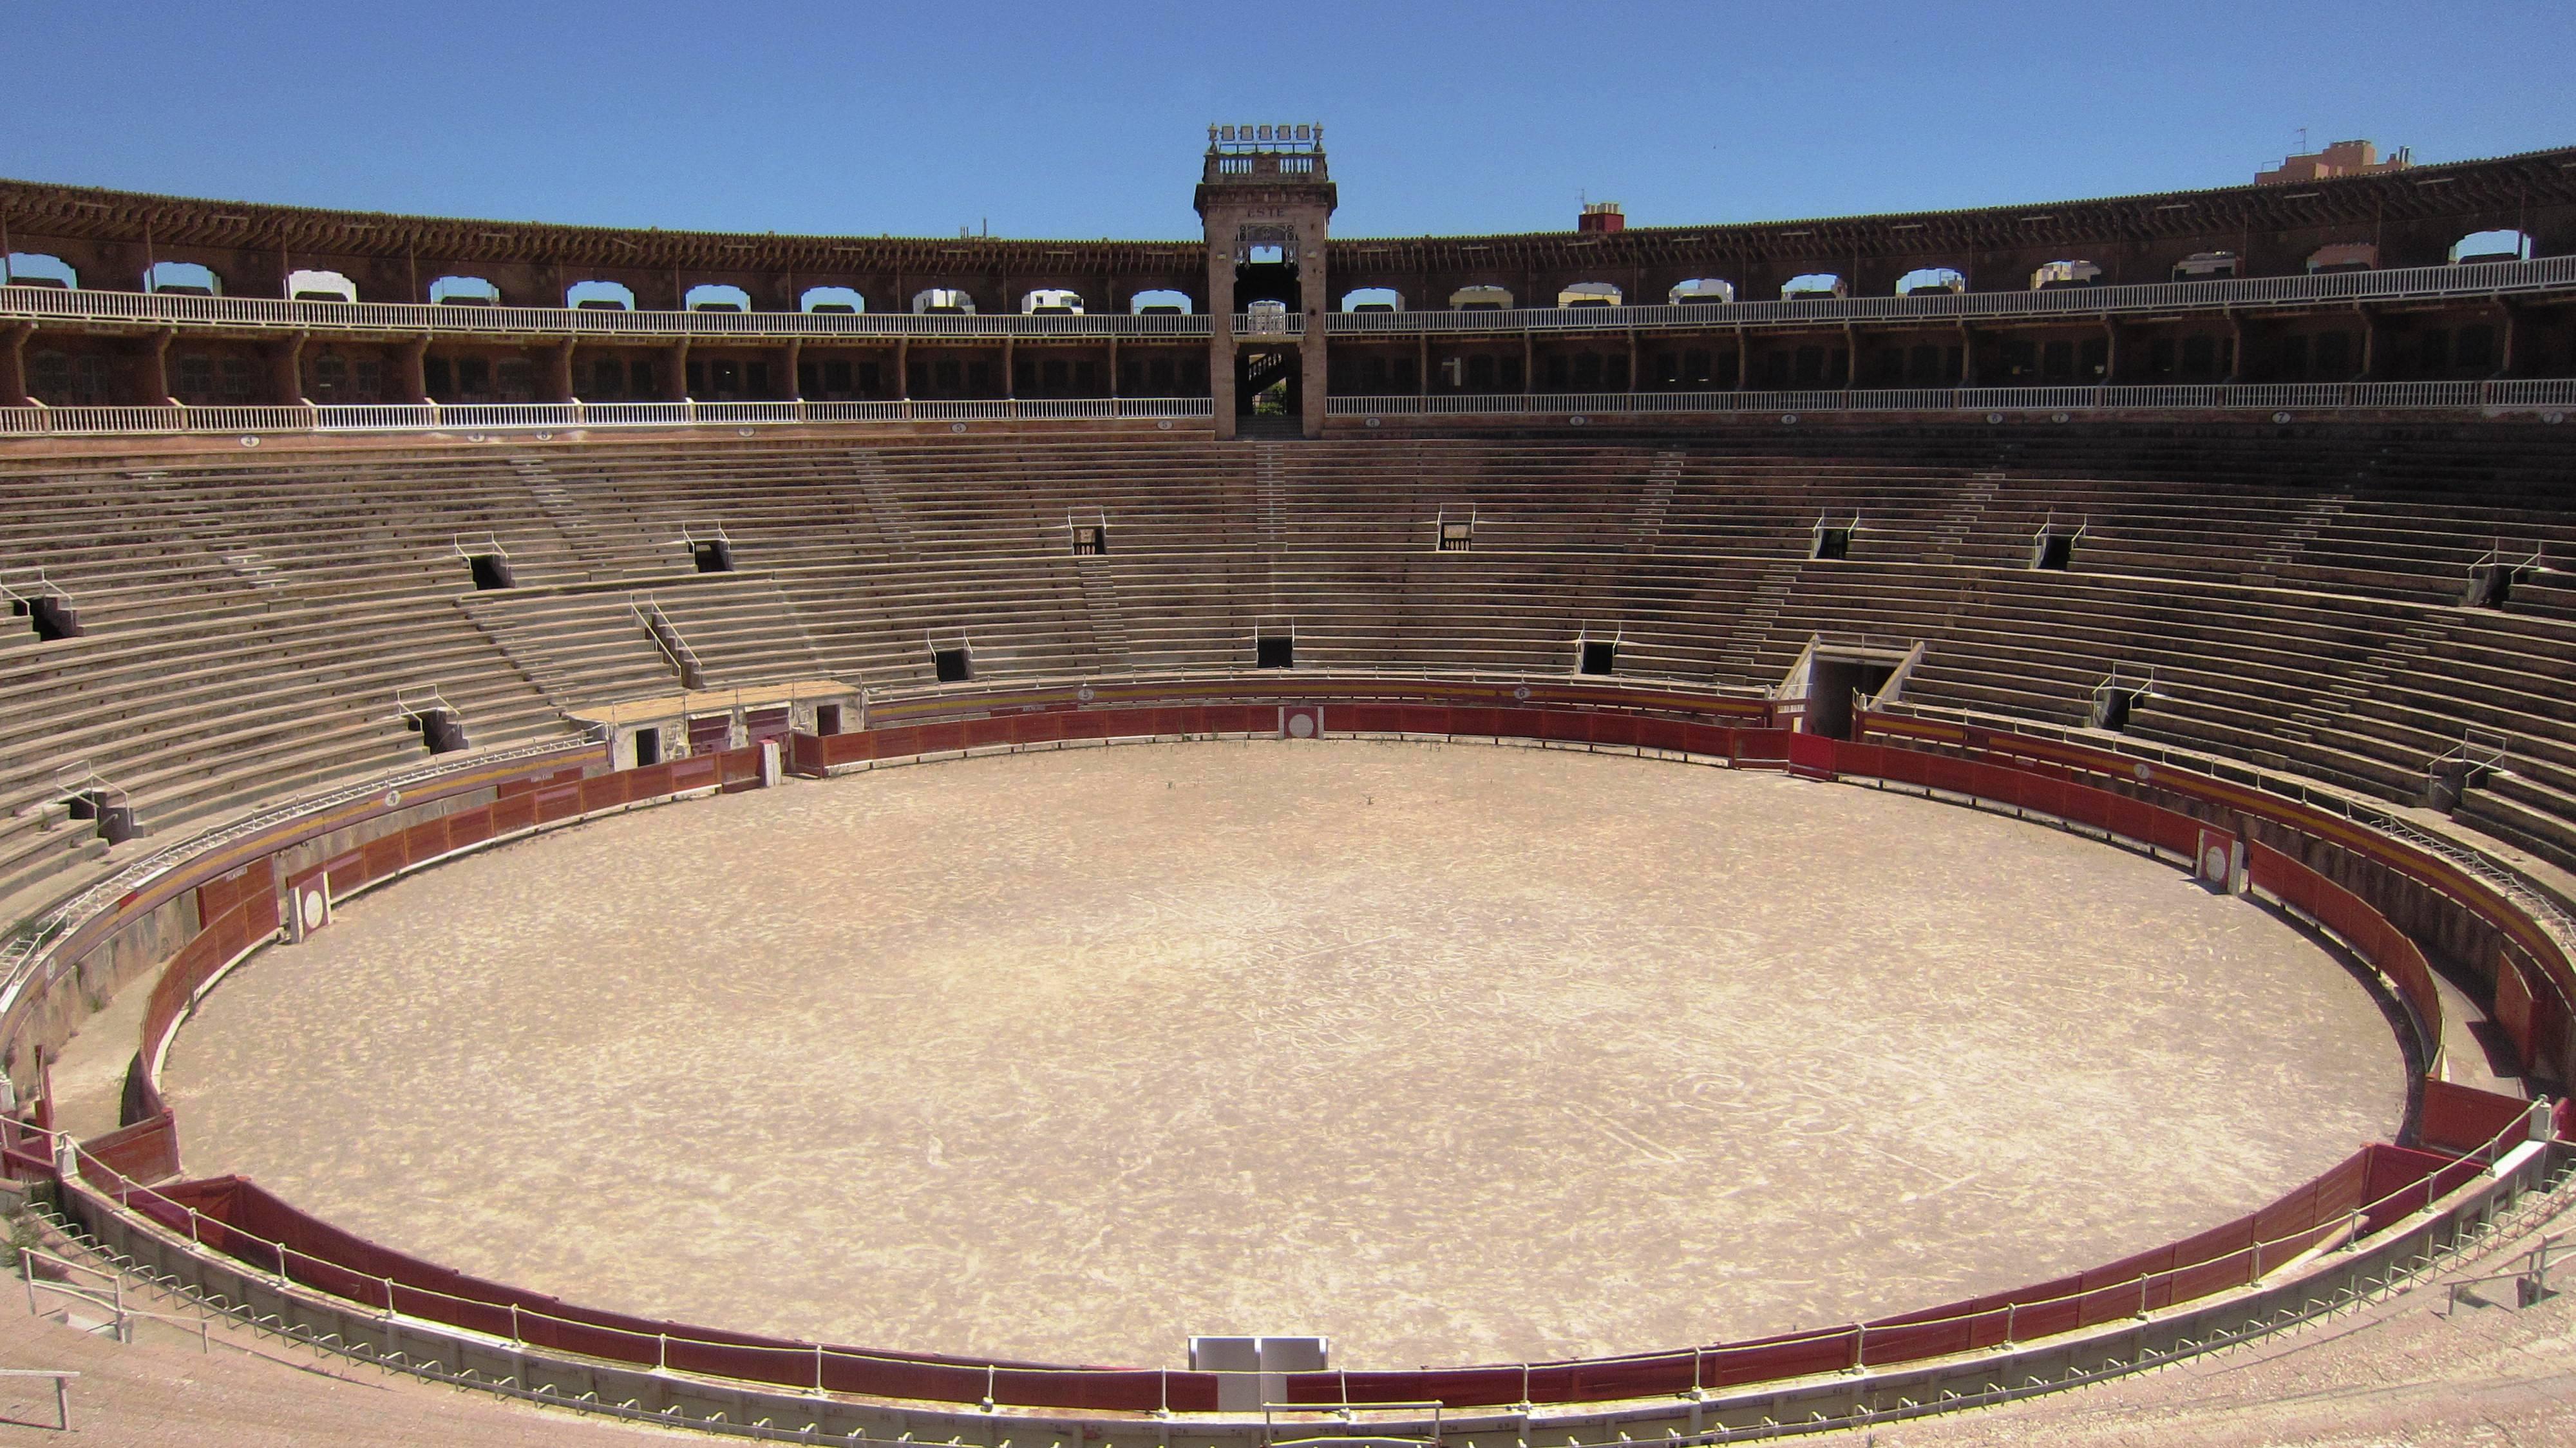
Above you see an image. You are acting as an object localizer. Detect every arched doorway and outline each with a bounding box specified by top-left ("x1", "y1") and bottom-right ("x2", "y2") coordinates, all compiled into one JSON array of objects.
[{"x1": 1233, "y1": 225, "x2": 1302, "y2": 419}]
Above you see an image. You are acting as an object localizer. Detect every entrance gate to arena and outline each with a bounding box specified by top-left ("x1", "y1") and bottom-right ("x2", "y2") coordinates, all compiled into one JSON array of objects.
[{"x1": 1189, "y1": 1335, "x2": 1329, "y2": 1413}]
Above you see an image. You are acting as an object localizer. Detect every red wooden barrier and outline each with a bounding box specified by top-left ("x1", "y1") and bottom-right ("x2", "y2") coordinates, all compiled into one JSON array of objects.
[
  {"x1": 80, "y1": 1111, "x2": 178, "y2": 1184},
  {"x1": 2420, "y1": 1080, "x2": 2533, "y2": 1156},
  {"x1": 44, "y1": 703, "x2": 2541, "y2": 1415},
  {"x1": 112, "y1": 1129, "x2": 2443, "y2": 1413}
]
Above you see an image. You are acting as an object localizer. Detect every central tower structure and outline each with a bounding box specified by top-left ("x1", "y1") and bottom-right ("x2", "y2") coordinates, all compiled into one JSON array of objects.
[{"x1": 1195, "y1": 123, "x2": 1336, "y2": 439}]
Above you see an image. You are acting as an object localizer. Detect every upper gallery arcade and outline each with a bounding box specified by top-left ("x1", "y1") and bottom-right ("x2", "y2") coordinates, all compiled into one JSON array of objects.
[{"x1": 0, "y1": 131, "x2": 2571, "y2": 430}]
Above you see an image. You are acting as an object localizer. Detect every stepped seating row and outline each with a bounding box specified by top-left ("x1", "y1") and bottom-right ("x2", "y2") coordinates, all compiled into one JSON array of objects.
[{"x1": 3, "y1": 430, "x2": 2574, "y2": 921}]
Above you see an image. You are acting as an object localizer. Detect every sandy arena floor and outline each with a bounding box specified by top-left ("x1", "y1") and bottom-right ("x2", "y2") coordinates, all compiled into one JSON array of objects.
[{"x1": 161, "y1": 739, "x2": 2407, "y2": 1371}]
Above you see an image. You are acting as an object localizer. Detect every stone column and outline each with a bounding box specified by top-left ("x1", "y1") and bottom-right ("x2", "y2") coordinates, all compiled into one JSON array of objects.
[
  {"x1": 1299, "y1": 224, "x2": 1328, "y2": 439},
  {"x1": 271, "y1": 331, "x2": 308, "y2": 404},
  {"x1": 668, "y1": 341, "x2": 692, "y2": 401},
  {"x1": 1207, "y1": 239, "x2": 1238, "y2": 439},
  {"x1": 553, "y1": 341, "x2": 581, "y2": 403},
  {"x1": 0, "y1": 323, "x2": 30, "y2": 406},
  {"x1": 400, "y1": 334, "x2": 430, "y2": 403},
  {"x1": 143, "y1": 328, "x2": 175, "y2": 405}
]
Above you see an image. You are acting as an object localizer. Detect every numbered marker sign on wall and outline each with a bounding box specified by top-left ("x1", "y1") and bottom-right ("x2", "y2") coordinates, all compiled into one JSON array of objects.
[
  {"x1": 286, "y1": 872, "x2": 333, "y2": 942},
  {"x1": 2195, "y1": 827, "x2": 2244, "y2": 894}
]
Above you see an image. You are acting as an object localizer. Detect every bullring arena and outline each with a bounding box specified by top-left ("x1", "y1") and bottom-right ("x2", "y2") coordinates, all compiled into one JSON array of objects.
[
  {"x1": 1, "y1": 125, "x2": 2575, "y2": 1447},
  {"x1": 159, "y1": 743, "x2": 2403, "y2": 1369}
]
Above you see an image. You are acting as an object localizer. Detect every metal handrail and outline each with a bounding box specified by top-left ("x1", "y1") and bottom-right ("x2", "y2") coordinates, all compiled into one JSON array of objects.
[
  {"x1": 15, "y1": 1243, "x2": 218, "y2": 1354},
  {"x1": 0, "y1": 1368, "x2": 77, "y2": 1431},
  {"x1": 28, "y1": 1112, "x2": 2563, "y2": 1443},
  {"x1": 2439, "y1": 1231, "x2": 2568, "y2": 1315},
  {"x1": 1327, "y1": 380, "x2": 2576, "y2": 416},
  {"x1": 2434, "y1": 726, "x2": 2514, "y2": 771},
  {"x1": 2468, "y1": 542, "x2": 2548, "y2": 574},
  {"x1": 0, "y1": 395, "x2": 1215, "y2": 437},
  {"x1": 391, "y1": 686, "x2": 458, "y2": 726},
  {"x1": 0, "y1": 568, "x2": 73, "y2": 604},
  {"x1": 43, "y1": 763, "x2": 128, "y2": 810},
  {"x1": 2, "y1": 383, "x2": 2566, "y2": 440},
  {"x1": 2093, "y1": 664, "x2": 2156, "y2": 698}
]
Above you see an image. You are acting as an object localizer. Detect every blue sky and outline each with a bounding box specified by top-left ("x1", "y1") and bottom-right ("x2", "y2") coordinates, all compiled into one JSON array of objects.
[{"x1": 4, "y1": 0, "x2": 2570, "y2": 240}]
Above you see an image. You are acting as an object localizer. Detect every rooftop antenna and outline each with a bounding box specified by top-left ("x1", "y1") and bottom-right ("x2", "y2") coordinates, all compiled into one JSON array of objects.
[{"x1": 2296, "y1": 126, "x2": 2309, "y2": 153}]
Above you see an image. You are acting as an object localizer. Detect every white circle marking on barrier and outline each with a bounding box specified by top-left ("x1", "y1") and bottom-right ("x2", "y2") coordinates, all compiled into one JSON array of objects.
[
  {"x1": 1570, "y1": 415, "x2": 1588, "y2": 425},
  {"x1": 1365, "y1": 417, "x2": 1381, "y2": 428},
  {"x1": 1076, "y1": 686, "x2": 1094, "y2": 702},
  {"x1": 951, "y1": 423, "x2": 967, "y2": 433},
  {"x1": 2134, "y1": 762, "x2": 2152, "y2": 781},
  {"x1": 1513, "y1": 685, "x2": 1531, "y2": 701},
  {"x1": 737, "y1": 426, "x2": 755, "y2": 438},
  {"x1": 1287, "y1": 713, "x2": 1315, "y2": 739},
  {"x1": 302, "y1": 890, "x2": 325, "y2": 929},
  {"x1": 2546, "y1": 412, "x2": 2566, "y2": 425},
  {"x1": 1779, "y1": 414, "x2": 1797, "y2": 424},
  {"x1": 2051, "y1": 412, "x2": 2069, "y2": 424},
  {"x1": 1157, "y1": 420, "x2": 1173, "y2": 430},
  {"x1": 2203, "y1": 846, "x2": 2228, "y2": 879},
  {"x1": 2273, "y1": 412, "x2": 2293, "y2": 424},
  {"x1": 384, "y1": 788, "x2": 402, "y2": 808},
  {"x1": 1987, "y1": 412, "x2": 2005, "y2": 424},
  {"x1": 239, "y1": 434, "x2": 260, "y2": 447}
]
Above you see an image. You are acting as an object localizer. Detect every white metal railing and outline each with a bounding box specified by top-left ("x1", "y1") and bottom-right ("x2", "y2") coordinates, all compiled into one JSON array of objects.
[
  {"x1": 1329, "y1": 379, "x2": 2576, "y2": 417},
  {"x1": 0, "y1": 284, "x2": 1212, "y2": 338},
  {"x1": 1233, "y1": 310, "x2": 1303, "y2": 338},
  {"x1": 0, "y1": 397, "x2": 1217, "y2": 438},
  {"x1": 1324, "y1": 253, "x2": 2576, "y2": 333},
  {"x1": 23, "y1": 1244, "x2": 187, "y2": 1349},
  {"x1": 3, "y1": 254, "x2": 2568, "y2": 343},
  {"x1": 0, "y1": 1368, "x2": 76, "y2": 1431}
]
